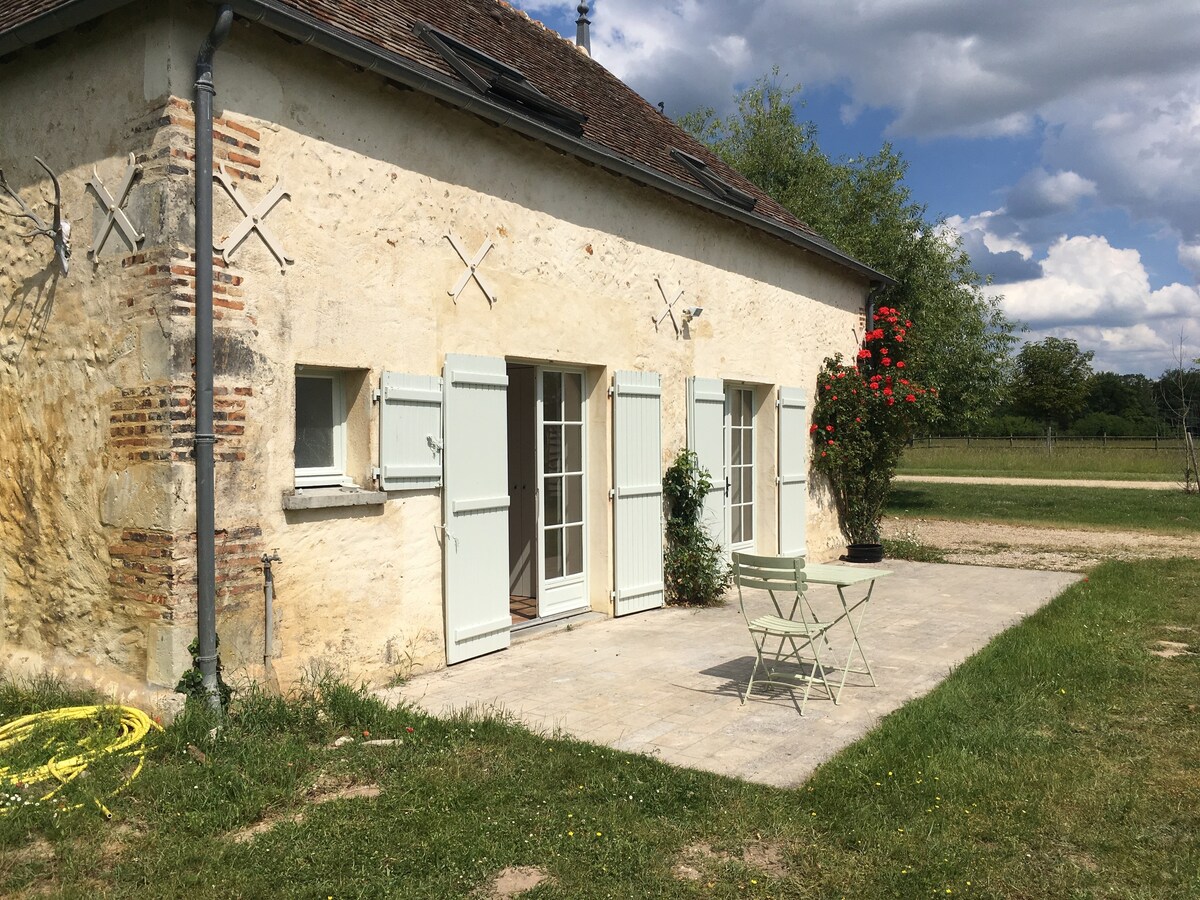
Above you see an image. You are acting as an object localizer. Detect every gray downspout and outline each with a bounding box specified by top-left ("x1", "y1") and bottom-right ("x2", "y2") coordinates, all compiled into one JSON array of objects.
[{"x1": 194, "y1": 4, "x2": 234, "y2": 714}]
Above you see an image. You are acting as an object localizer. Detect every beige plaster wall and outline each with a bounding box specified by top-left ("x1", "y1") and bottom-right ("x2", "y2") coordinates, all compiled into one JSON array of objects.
[{"x1": 162, "y1": 13, "x2": 869, "y2": 686}]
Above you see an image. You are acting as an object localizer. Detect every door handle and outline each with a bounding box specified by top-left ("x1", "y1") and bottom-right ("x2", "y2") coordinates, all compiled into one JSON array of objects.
[{"x1": 725, "y1": 475, "x2": 731, "y2": 498}]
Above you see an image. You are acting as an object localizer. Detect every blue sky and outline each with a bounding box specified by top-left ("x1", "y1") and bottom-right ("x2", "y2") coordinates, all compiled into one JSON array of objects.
[{"x1": 512, "y1": 0, "x2": 1200, "y2": 377}]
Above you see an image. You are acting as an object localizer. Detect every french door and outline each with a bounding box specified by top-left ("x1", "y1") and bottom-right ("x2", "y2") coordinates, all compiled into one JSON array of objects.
[
  {"x1": 537, "y1": 368, "x2": 587, "y2": 617},
  {"x1": 726, "y1": 384, "x2": 755, "y2": 552}
]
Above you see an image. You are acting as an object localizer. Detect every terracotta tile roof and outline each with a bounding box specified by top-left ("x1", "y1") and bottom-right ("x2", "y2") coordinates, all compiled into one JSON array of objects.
[
  {"x1": 0, "y1": 0, "x2": 80, "y2": 33},
  {"x1": 1, "y1": 0, "x2": 884, "y2": 280}
]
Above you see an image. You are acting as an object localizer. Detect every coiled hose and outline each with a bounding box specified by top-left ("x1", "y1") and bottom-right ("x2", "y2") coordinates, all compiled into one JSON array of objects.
[{"x1": 0, "y1": 705, "x2": 162, "y2": 818}]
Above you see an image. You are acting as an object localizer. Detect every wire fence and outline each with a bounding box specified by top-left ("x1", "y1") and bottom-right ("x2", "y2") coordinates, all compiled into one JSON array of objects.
[{"x1": 912, "y1": 435, "x2": 1189, "y2": 452}]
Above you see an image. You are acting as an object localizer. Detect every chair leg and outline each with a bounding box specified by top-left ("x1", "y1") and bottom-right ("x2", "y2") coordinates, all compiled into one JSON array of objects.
[{"x1": 743, "y1": 648, "x2": 763, "y2": 704}]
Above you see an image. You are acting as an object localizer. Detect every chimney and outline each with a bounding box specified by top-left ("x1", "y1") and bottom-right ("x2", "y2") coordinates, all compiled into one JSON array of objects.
[{"x1": 576, "y1": 1, "x2": 591, "y2": 55}]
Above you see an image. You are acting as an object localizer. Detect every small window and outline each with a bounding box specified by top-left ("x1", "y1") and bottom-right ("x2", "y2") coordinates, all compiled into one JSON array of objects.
[
  {"x1": 294, "y1": 369, "x2": 351, "y2": 487},
  {"x1": 669, "y1": 148, "x2": 758, "y2": 211},
  {"x1": 413, "y1": 22, "x2": 588, "y2": 135}
]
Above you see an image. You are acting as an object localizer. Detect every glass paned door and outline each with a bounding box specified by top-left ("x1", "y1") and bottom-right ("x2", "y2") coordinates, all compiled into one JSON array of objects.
[
  {"x1": 538, "y1": 369, "x2": 587, "y2": 617},
  {"x1": 727, "y1": 386, "x2": 754, "y2": 549}
]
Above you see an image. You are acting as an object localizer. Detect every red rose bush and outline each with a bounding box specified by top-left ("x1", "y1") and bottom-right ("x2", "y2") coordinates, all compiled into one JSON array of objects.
[{"x1": 810, "y1": 305, "x2": 937, "y2": 544}]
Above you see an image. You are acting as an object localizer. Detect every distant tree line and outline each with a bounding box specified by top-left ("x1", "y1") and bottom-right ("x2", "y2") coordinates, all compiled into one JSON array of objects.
[{"x1": 970, "y1": 336, "x2": 1199, "y2": 437}]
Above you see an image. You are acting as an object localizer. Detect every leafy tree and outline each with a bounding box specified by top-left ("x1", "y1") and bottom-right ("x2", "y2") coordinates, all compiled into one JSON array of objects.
[
  {"x1": 1011, "y1": 337, "x2": 1095, "y2": 429},
  {"x1": 1155, "y1": 367, "x2": 1200, "y2": 433},
  {"x1": 1084, "y1": 371, "x2": 1160, "y2": 431},
  {"x1": 681, "y1": 76, "x2": 1017, "y2": 432}
]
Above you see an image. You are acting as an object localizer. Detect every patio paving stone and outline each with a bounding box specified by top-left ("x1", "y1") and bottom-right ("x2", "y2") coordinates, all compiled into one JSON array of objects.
[{"x1": 385, "y1": 560, "x2": 1079, "y2": 786}]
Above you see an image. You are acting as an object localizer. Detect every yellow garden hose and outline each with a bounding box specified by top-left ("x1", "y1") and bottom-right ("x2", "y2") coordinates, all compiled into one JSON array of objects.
[{"x1": 0, "y1": 705, "x2": 162, "y2": 818}]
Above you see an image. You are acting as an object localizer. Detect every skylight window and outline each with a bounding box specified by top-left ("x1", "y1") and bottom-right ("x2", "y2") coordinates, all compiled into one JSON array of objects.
[
  {"x1": 414, "y1": 23, "x2": 588, "y2": 135},
  {"x1": 669, "y1": 149, "x2": 758, "y2": 212}
]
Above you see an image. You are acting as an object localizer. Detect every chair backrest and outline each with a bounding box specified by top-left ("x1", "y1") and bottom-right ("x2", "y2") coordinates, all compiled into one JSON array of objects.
[{"x1": 731, "y1": 552, "x2": 806, "y2": 619}]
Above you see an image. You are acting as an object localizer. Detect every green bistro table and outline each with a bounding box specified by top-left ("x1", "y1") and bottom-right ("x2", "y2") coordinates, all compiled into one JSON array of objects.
[{"x1": 795, "y1": 563, "x2": 892, "y2": 703}]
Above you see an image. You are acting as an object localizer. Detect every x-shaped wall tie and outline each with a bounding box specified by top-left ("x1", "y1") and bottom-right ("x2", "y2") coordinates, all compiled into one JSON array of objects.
[
  {"x1": 445, "y1": 233, "x2": 498, "y2": 306},
  {"x1": 214, "y1": 163, "x2": 292, "y2": 273},
  {"x1": 87, "y1": 153, "x2": 144, "y2": 258},
  {"x1": 652, "y1": 276, "x2": 684, "y2": 337}
]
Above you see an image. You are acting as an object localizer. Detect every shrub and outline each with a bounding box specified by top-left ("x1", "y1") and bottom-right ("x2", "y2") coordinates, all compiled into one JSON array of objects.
[{"x1": 662, "y1": 449, "x2": 731, "y2": 606}]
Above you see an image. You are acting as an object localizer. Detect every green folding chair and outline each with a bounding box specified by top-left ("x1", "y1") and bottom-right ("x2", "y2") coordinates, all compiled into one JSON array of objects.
[{"x1": 732, "y1": 552, "x2": 837, "y2": 715}]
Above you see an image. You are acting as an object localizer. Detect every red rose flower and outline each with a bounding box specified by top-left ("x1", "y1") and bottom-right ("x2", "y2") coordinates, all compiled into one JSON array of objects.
[
  {"x1": 857, "y1": 349, "x2": 872, "y2": 359},
  {"x1": 896, "y1": 361, "x2": 905, "y2": 368},
  {"x1": 810, "y1": 424, "x2": 818, "y2": 433},
  {"x1": 905, "y1": 394, "x2": 916, "y2": 402},
  {"x1": 826, "y1": 425, "x2": 834, "y2": 432},
  {"x1": 827, "y1": 439, "x2": 834, "y2": 445},
  {"x1": 881, "y1": 358, "x2": 892, "y2": 367}
]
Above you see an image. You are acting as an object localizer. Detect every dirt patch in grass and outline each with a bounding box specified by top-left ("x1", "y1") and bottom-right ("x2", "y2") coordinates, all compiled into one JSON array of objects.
[
  {"x1": 882, "y1": 517, "x2": 1200, "y2": 571},
  {"x1": 672, "y1": 840, "x2": 789, "y2": 882},
  {"x1": 228, "y1": 781, "x2": 381, "y2": 843},
  {"x1": 1149, "y1": 640, "x2": 1197, "y2": 658},
  {"x1": 476, "y1": 865, "x2": 552, "y2": 898},
  {"x1": 0, "y1": 836, "x2": 54, "y2": 867}
]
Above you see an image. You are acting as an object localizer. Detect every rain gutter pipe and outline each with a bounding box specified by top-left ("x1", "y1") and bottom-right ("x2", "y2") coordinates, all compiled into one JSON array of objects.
[{"x1": 194, "y1": 3, "x2": 234, "y2": 715}]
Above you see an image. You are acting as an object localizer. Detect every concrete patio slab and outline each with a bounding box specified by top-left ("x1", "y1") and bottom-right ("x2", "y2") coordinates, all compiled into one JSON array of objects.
[{"x1": 384, "y1": 561, "x2": 1080, "y2": 787}]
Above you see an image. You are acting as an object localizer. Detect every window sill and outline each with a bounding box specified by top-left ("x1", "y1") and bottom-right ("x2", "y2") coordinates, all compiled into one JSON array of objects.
[{"x1": 282, "y1": 486, "x2": 386, "y2": 510}]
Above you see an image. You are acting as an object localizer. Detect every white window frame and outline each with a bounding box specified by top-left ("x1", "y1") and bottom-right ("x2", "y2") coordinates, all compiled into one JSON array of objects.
[{"x1": 294, "y1": 368, "x2": 353, "y2": 488}]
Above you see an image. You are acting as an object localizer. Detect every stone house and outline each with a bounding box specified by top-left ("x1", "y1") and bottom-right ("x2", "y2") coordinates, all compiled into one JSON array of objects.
[{"x1": 0, "y1": 0, "x2": 888, "y2": 694}]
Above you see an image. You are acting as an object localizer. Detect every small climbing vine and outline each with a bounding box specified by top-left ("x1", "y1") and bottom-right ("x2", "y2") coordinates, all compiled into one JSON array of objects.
[
  {"x1": 663, "y1": 449, "x2": 731, "y2": 606},
  {"x1": 175, "y1": 635, "x2": 233, "y2": 710}
]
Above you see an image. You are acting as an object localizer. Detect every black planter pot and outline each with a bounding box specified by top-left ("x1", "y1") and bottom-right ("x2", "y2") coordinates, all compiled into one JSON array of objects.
[{"x1": 843, "y1": 542, "x2": 885, "y2": 564}]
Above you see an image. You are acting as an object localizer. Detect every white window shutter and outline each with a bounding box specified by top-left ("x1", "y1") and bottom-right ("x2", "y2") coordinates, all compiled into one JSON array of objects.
[
  {"x1": 687, "y1": 376, "x2": 726, "y2": 551},
  {"x1": 612, "y1": 371, "x2": 664, "y2": 616},
  {"x1": 777, "y1": 386, "x2": 808, "y2": 557},
  {"x1": 442, "y1": 354, "x2": 511, "y2": 664},
  {"x1": 378, "y1": 372, "x2": 443, "y2": 491}
]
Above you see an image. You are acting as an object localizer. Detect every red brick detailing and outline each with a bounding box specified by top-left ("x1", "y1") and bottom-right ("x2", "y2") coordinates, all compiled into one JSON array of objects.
[
  {"x1": 163, "y1": 250, "x2": 250, "y2": 321},
  {"x1": 109, "y1": 530, "x2": 176, "y2": 606},
  {"x1": 109, "y1": 385, "x2": 175, "y2": 462},
  {"x1": 134, "y1": 97, "x2": 263, "y2": 183},
  {"x1": 108, "y1": 525, "x2": 265, "y2": 614},
  {"x1": 109, "y1": 383, "x2": 251, "y2": 463},
  {"x1": 171, "y1": 525, "x2": 266, "y2": 615}
]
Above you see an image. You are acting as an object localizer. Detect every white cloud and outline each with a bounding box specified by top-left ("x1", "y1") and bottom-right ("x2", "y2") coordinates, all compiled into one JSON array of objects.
[
  {"x1": 1006, "y1": 169, "x2": 1097, "y2": 219},
  {"x1": 994, "y1": 235, "x2": 1200, "y2": 373},
  {"x1": 943, "y1": 212, "x2": 1041, "y2": 283},
  {"x1": 1179, "y1": 241, "x2": 1200, "y2": 278},
  {"x1": 1001, "y1": 235, "x2": 1195, "y2": 324}
]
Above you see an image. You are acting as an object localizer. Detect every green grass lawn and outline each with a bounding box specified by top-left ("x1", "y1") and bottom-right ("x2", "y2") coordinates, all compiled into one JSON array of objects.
[
  {"x1": 2, "y1": 559, "x2": 1198, "y2": 898},
  {"x1": 886, "y1": 482, "x2": 1200, "y2": 534},
  {"x1": 897, "y1": 445, "x2": 1181, "y2": 480}
]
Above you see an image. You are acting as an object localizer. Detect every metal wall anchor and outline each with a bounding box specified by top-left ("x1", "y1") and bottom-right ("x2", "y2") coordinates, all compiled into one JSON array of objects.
[
  {"x1": 445, "y1": 233, "x2": 498, "y2": 306},
  {"x1": 214, "y1": 163, "x2": 292, "y2": 272},
  {"x1": 88, "y1": 153, "x2": 144, "y2": 258}
]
